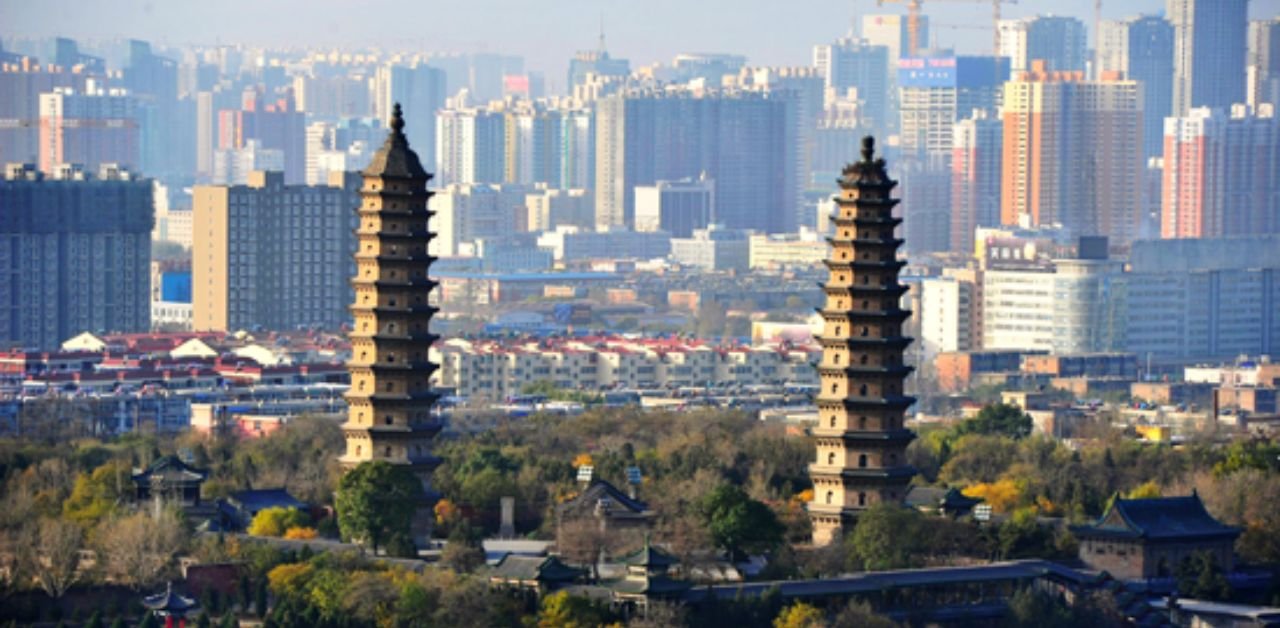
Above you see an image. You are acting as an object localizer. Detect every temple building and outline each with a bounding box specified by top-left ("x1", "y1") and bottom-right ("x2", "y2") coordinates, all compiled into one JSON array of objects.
[
  {"x1": 132, "y1": 455, "x2": 208, "y2": 508},
  {"x1": 1070, "y1": 493, "x2": 1241, "y2": 581},
  {"x1": 808, "y1": 137, "x2": 917, "y2": 546},
  {"x1": 339, "y1": 104, "x2": 443, "y2": 542}
]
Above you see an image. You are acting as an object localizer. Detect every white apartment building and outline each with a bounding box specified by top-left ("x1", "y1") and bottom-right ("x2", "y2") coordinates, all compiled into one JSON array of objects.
[
  {"x1": 748, "y1": 230, "x2": 826, "y2": 270},
  {"x1": 432, "y1": 337, "x2": 820, "y2": 400},
  {"x1": 919, "y1": 276, "x2": 973, "y2": 356}
]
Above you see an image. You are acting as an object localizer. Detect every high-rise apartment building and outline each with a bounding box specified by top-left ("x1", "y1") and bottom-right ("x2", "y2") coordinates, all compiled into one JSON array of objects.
[
  {"x1": 339, "y1": 106, "x2": 443, "y2": 543},
  {"x1": 375, "y1": 64, "x2": 446, "y2": 171},
  {"x1": 1027, "y1": 16, "x2": 1088, "y2": 73},
  {"x1": 951, "y1": 110, "x2": 1003, "y2": 253},
  {"x1": 735, "y1": 66, "x2": 824, "y2": 233},
  {"x1": 305, "y1": 118, "x2": 382, "y2": 185},
  {"x1": 567, "y1": 47, "x2": 630, "y2": 93},
  {"x1": 898, "y1": 56, "x2": 1008, "y2": 159},
  {"x1": 634, "y1": 177, "x2": 716, "y2": 238},
  {"x1": 38, "y1": 84, "x2": 141, "y2": 174},
  {"x1": 525, "y1": 187, "x2": 593, "y2": 232},
  {"x1": 0, "y1": 60, "x2": 94, "y2": 166},
  {"x1": 1000, "y1": 63, "x2": 1143, "y2": 244},
  {"x1": 862, "y1": 14, "x2": 929, "y2": 63},
  {"x1": 435, "y1": 106, "x2": 505, "y2": 186},
  {"x1": 1162, "y1": 105, "x2": 1280, "y2": 238},
  {"x1": 430, "y1": 183, "x2": 529, "y2": 257},
  {"x1": 1248, "y1": 19, "x2": 1280, "y2": 107},
  {"x1": 920, "y1": 276, "x2": 974, "y2": 356},
  {"x1": 211, "y1": 139, "x2": 284, "y2": 185},
  {"x1": 813, "y1": 38, "x2": 890, "y2": 129},
  {"x1": 1, "y1": 163, "x2": 152, "y2": 349},
  {"x1": 897, "y1": 56, "x2": 1007, "y2": 254},
  {"x1": 594, "y1": 88, "x2": 787, "y2": 232},
  {"x1": 217, "y1": 90, "x2": 306, "y2": 184},
  {"x1": 808, "y1": 138, "x2": 915, "y2": 546},
  {"x1": 1169, "y1": 0, "x2": 1249, "y2": 116},
  {"x1": 1098, "y1": 16, "x2": 1175, "y2": 159},
  {"x1": 293, "y1": 73, "x2": 372, "y2": 119},
  {"x1": 191, "y1": 170, "x2": 360, "y2": 332}
]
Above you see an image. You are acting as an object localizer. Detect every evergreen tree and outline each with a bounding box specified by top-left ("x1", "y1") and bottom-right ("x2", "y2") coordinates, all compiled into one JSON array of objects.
[{"x1": 255, "y1": 579, "x2": 269, "y2": 618}]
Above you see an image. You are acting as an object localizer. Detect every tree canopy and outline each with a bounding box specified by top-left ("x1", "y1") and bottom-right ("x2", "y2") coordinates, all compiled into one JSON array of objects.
[
  {"x1": 335, "y1": 461, "x2": 422, "y2": 553},
  {"x1": 699, "y1": 484, "x2": 785, "y2": 560}
]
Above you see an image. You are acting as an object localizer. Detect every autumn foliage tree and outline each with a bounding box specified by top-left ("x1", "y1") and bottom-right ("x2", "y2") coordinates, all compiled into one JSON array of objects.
[{"x1": 247, "y1": 507, "x2": 310, "y2": 537}]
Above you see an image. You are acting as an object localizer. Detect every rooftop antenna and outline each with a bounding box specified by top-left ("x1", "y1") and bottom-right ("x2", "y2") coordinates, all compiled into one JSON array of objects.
[{"x1": 598, "y1": 13, "x2": 607, "y2": 53}]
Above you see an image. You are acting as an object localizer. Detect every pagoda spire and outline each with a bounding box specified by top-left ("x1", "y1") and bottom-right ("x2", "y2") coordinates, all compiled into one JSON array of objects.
[{"x1": 808, "y1": 136, "x2": 916, "y2": 546}]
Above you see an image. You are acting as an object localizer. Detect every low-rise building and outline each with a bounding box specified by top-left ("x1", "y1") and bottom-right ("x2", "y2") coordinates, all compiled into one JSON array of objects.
[
  {"x1": 748, "y1": 230, "x2": 826, "y2": 270},
  {"x1": 670, "y1": 225, "x2": 749, "y2": 272},
  {"x1": 433, "y1": 335, "x2": 819, "y2": 400},
  {"x1": 1070, "y1": 494, "x2": 1240, "y2": 581}
]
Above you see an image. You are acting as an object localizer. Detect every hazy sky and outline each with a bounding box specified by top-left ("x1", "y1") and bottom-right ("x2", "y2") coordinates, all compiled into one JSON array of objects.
[{"x1": 3, "y1": 0, "x2": 1278, "y2": 87}]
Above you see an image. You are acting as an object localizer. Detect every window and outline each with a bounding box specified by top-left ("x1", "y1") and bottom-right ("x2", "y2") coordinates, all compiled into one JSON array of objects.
[
  {"x1": 384, "y1": 447, "x2": 392, "y2": 457},
  {"x1": 859, "y1": 384, "x2": 867, "y2": 396},
  {"x1": 859, "y1": 416, "x2": 867, "y2": 429},
  {"x1": 858, "y1": 454, "x2": 867, "y2": 468},
  {"x1": 830, "y1": 416, "x2": 836, "y2": 428},
  {"x1": 827, "y1": 452, "x2": 836, "y2": 465},
  {"x1": 385, "y1": 415, "x2": 393, "y2": 425},
  {"x1": 858, "y1": 492, "x2": 866, "y2": 506},
  {"x1": 826, "y1": 491, "x2": 833, "y2": 504}
]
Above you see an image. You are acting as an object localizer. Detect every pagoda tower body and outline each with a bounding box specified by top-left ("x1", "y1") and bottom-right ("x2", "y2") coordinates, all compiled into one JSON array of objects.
[
  {"x1": 340, "y1": 104, "x2": 442, "y2": 541},
  {"x1": 808, "y1": 136, "x2": 916, "y2": 546}
]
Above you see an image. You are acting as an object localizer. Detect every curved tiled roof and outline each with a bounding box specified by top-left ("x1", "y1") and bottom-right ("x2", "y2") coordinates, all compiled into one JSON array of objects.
[{"x1": 1072, "y1": 494, "x2": 1241, "y2": 541}]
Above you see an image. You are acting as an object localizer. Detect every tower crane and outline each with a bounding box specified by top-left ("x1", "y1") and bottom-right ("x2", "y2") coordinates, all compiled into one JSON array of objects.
[{"x1": 875, "y1": 0, "x2": 1018, "y2": 58}]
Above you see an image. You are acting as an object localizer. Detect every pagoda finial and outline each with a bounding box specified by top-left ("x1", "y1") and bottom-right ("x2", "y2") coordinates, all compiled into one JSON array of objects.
[
  {"x1": 861, "y1": 135, "x2": 876, "y2": 164},
  {"x1": 391, "y1": 102, "x2": 405, "y2": 133}
]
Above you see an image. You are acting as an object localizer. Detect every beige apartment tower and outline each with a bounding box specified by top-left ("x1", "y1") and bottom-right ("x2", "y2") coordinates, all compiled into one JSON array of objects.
[
  {"x1": 999, "y1": 62, "x2": 1142, "y2": 244},
  {"x1": 191, "y1": 170, "x2": 359, "y2": 332},
  {"x1": 808, "y1": 137, "x2": 916, "y2": 546},
  {"x1": 338, "y1": 105, "x2": 442, "y2": 542}
]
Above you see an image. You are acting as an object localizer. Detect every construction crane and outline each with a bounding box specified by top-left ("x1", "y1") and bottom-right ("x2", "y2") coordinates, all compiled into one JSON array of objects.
[{"x1": 875, "y1": 0, "x2": 1018, "y2": 58}]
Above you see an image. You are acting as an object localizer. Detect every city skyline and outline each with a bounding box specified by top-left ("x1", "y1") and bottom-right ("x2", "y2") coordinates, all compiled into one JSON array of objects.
[{"x1": 5, "y1": 0, "x2": 1280, "y2": 88}]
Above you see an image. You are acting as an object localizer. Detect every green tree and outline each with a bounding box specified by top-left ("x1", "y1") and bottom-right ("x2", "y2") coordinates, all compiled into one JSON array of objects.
[
  {"x1": 846, "y1": 504, "x2": 925, "y2": 571},
  {"x1": 958, "y1": 403, "x2": 1033, "y2": 439},
  {"x1": 1177, "y1": 552, "x2": 1233, "y2": 602},
  {"x1": 247, "y1": 507, "x2": 311, "y2": 538},
  {"x1": 699, "y1": 484, "x2": 785, "y2": 560},
  {"x1": 335, "y1": 461, "x2": 422, "y2": 553},
  {"x1": 1213, "y1": 439, "x2": 1280, "y2": 477},
  {"x1": 255, "y1": 578, "x2": 270, "y2": 618},
  {"x1": 194, "y1": 614, "x2": 211, "y2": 628},
  {"x1": 84, "y1": 612, "x2": 104, "y2": 628}
]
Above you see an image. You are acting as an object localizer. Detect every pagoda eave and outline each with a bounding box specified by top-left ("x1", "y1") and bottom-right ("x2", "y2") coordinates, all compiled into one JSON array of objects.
[{"x1": 816, "y1": 395, "x2": 917, "y2": 409}]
